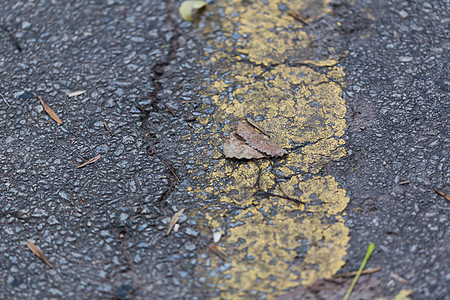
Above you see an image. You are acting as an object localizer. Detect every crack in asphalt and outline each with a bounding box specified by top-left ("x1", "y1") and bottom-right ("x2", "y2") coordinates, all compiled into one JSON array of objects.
[
  {"x1": 148, "y1": 0, "x2": 180, "y2": 113},
  {"x1": 0, "y1": 24, "x2": 22, "y2": 52},
  {"x1": 139, "y1": 0, "x2": 182, "y2": 218}
]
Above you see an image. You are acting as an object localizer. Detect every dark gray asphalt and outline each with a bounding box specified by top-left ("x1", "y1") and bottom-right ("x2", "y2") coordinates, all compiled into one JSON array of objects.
[
  {"x1": 0, "y1": 0, "x2": 448, "y2": 299},
  {"x1": 328, "y1": 1, "x2": 449, "y2": 298}
]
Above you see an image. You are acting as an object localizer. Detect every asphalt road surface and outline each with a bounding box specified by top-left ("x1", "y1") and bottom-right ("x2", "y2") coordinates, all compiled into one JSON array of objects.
[{"x1": 0, "y1": 0, "x2": 448, "y2": 299}]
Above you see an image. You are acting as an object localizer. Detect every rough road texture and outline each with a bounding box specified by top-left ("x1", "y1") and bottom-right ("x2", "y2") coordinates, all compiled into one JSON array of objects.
[
  {"x1": 0, "y1": 0, "x2": 448, "y2": 299},
  {"x1": 1, "y1": 0, "x2": 204, "y2": 299},
  {"x1": 325, "y1": 0, "x2": 449, "y2": 298}
]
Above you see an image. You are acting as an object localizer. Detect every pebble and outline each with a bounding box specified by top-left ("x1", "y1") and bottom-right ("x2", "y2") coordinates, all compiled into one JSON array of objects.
[
  {"x1": 185, "y1": 228, "x2": 199, "y2": 237},
  {"x1": 213, "y1": 229, "x2": 222, "y2": 243},
  {"x1": 47, "y1": 215, "x2": 59, "y2": 225}
]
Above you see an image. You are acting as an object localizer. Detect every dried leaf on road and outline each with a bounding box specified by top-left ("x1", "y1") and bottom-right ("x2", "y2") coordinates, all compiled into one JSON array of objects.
[
  {"x1": 76, "y1": 154, "x2": 101, "y2": 169},
  {"x1": 26, "y1": 240, "x2": 54, "y2": 268},
  {"x1": 165, "y1": 208, "x2": 185, "y2": 236},
  {"x1": 67, "y1": 90, "x2": 86, "y2": 97},
  {"x1": 235, "y1": 122, "x2": 287, "y2": 157},
  {"x1": 179, "y1": 1, "x2": 207, "y2": 22},
  {"x1": 37, "y1": 95, "x2": 62, "y2": 124},
  {"x1": 223, "y1": 132, "x2": 266, "y2": 159}
]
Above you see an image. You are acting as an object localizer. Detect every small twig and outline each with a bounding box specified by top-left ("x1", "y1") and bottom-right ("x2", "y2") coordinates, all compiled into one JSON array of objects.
[
  {"x1": 103, "y1": 121, "x2": 115, "y2": 136},
  {"x1": 246, "y1": 118, "x2": 269, "y2": 136},
  {"x1": 435, "y1": 190, "x2": 450, "y2": 201},
  {"x1": 399, "y1": 180, "x2": 410, "y2": 185},
  {"x1": 209, "y1": 243, "x2": 227, "y2": 260},
  {"x1": 182, "y1": 100, "x2": 196, "y2": 104},
  {"x1": 173, "y1": 80, "x2": 187, "y2": 93},
  {"x1": 255, "y1": 190, "x2": 305, "y2": 205},
  {"x1": 287, "y1": 10, "x2": 309, "y2": 25},
  {"x1": 37, "y1": 95, "x2": 63, "y2": 124},
  {"x1": 161, "y1": 159, "x2": 181, "y2": 183},
  {"x1": 165, "y1": 208, "x2": 185, "y2": 236},
  {"x1": 67, "y1": 90, "x2": 87, "y2": 98},
  {"x1": 1, "y1": 94, "x2": 10, "y2": 107},
  {"x1": 390, "y1": 272, "x2": 411, "y2": 285},
  {"x1": 26, "y1": 241, "x2": 53, "y2": 268},
  {"x1": 162, "y1": 102, "x2": 175, "y2": 116},
  {"x1": 334, "y1": 267, "x2": 381, "y2": 278},
  {"x1": 76, "y1": 154, "x2": 101, "y2": 169}
]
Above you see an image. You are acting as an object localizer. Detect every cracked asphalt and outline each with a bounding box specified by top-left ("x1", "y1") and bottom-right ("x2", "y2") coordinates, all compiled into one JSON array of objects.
[{"x1": 0, "y1": 0, "x2": 448, "y2": 299}]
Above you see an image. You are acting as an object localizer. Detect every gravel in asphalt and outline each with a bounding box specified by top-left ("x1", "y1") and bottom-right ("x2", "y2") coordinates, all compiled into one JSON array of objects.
[{"x1": 0, "y1": 0, "x2": 448, "y2": 299}]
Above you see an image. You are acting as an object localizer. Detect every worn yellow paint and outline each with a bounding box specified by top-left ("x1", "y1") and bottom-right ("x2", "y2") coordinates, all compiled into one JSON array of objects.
[{"x1": 189, "y1": 0, "x2": 349, "y2": 298}]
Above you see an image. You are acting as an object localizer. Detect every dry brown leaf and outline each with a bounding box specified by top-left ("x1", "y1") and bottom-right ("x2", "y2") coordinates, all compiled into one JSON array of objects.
[
  {"x1": 26, "y1": 240, "x2": 54, "y2": 268},
  {"x1": 37, "y1": 95, "x2": 62, "y2": 124},
  {"x1": 390, "y1": 272, "x2": 411, "y2": 285},
  {"x1": 67, "y1": 90, "x2": 87, "y2": 97},
  {"x1": 165, "y1": 208, "x2": 185, "y2": 236},
  {"x1": 435, "y1": 190, "x2": 450, "y2": 201},
  {"x1": 76, "y1": 154, "x2": 101, "y2": 169},
  {"x1": 235, "y1": 122, "x2": 287, "y2": 157},
  {"x1": 223, "y1": 132, "x2": 266, "y2": 159}
]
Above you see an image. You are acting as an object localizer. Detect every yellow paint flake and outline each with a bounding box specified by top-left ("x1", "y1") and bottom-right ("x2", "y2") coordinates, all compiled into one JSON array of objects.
[{"x1": 188, "y1": 0, "x2": 350, "y2": 298}]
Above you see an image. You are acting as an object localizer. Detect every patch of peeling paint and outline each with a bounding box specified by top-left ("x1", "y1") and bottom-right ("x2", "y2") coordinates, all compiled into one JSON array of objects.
[{"x1": 187, "y1": 0, "x2": 350, "y2": 298}]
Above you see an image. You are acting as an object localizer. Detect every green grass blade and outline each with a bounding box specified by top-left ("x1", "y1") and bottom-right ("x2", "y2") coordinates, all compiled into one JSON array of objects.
[{"x1": 343, "y1": 243, "x2": 375, "y2": 300}]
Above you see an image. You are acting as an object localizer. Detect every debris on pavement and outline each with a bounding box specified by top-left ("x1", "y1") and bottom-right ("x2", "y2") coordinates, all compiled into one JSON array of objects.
[
  {"x1": 392, "y1": 289, "x2": 413, "y2": 300},
  {"x1": 179, "y1": 0, "x2": 207, "y2": 22},
  {"x1": 26, "y1": 240, "x2": 54, "y2": 269},
  {"x1": 1, "y1": 94, "x2": 10, "y2": 107},
  {"x1": 208, "y1": 243, "x2": 226, "y2": 260},
  {"x1": 165, "y1": 208, "x2": 185, "y2": 236},
  {"x1": 37, "y1": 95, "x2": 63, "y2": 124},
  {"x1": 334, "y1": 267, "x2": 382, "y2": 278},
  {"x1": 390, "y1": 272, "x2": 411, "y2": 285},
  {"x1": 212, "y1": 228, "x2": 222, "y2": 243},
  {"x1": 246, "y1": 118, "x2": 269, "y2": 136},
  {"x1": 434, "y1": 190, "x2": 450, "y2": 201},
  {"x1": 223, "y1": 121, "x2": 287, "y2": 159},
  {"x1": 161, "y1": 158, "x2": 181, "y2": 183},
  {"x1": 235, "y1": 122, "x2": 287, "y2": 157},
  {"x1": 286, "y1": 10, "x2": 309, "y2": 25},
  {"x1": 223, "y1": 131, "x2": 266, "y2": 159},
  {"x1": 103, "y1": 121, "x2": 115, "y2": 136},
  {"x1": 76, "y1": 154, "x2": 101, "y2": 169},
  {"x1": 277, "y1": 275, "x2": 382, "y2": 300},
  {"x1": 67, "y1": 90, "x2": 86, "y2": 97}
]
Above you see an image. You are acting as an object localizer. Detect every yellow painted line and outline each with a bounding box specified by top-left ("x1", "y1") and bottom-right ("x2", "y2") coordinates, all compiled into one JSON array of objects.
[{"x1": 187, "y1": 0, "x2": 349, "y2": 298}]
